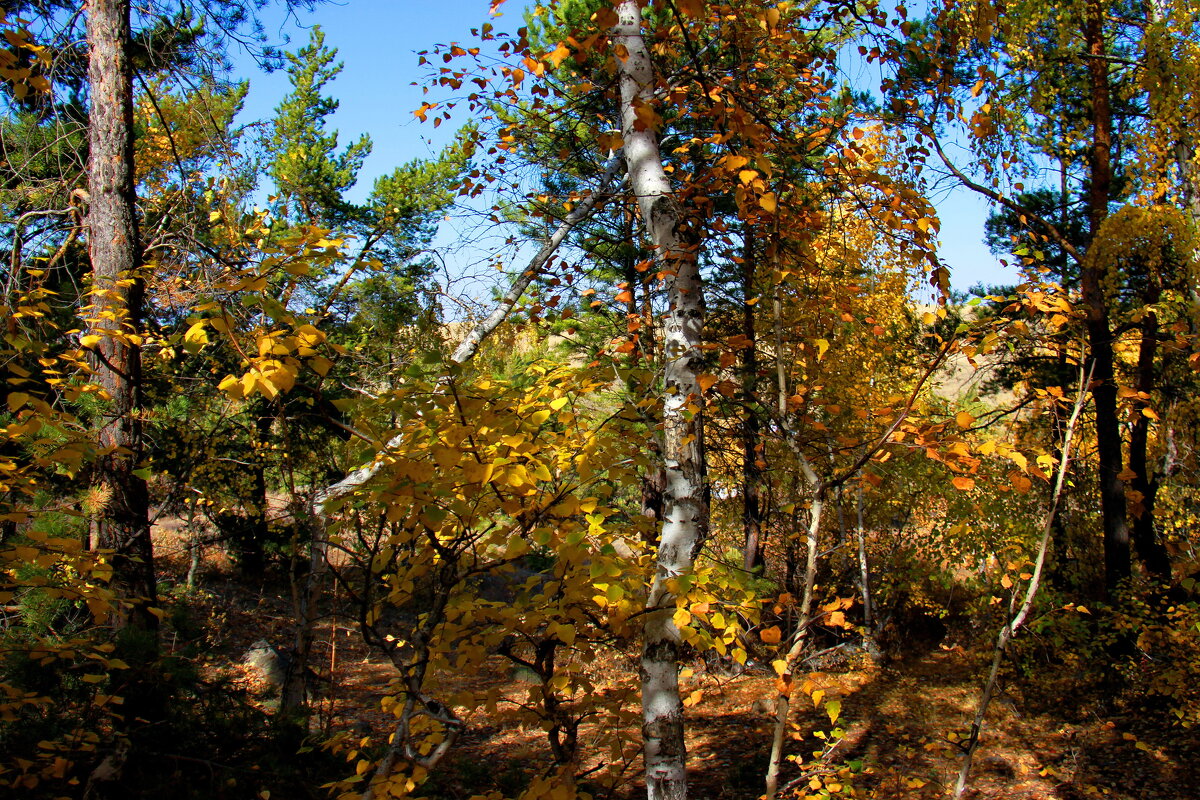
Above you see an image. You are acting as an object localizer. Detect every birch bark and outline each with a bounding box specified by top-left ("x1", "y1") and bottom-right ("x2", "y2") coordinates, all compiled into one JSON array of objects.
[{"x1": 612, "y1": 3, "x2": 708, "y2": 799}]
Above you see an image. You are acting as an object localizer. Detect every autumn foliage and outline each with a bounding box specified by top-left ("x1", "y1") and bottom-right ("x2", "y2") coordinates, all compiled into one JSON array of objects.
[{"x1": 1, "y1": 1, "x2": 1199, "y2": 800}]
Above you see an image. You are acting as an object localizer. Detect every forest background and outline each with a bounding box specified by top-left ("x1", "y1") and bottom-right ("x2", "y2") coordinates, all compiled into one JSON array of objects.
[{"x1": 1, "y1": 1, "x2": 1199, "y2": 800}]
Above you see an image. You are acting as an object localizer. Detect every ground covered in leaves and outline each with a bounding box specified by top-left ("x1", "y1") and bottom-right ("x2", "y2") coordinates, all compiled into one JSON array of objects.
[{"x1": 157, "y1": 526, "x2": 1199, "y2": 800}]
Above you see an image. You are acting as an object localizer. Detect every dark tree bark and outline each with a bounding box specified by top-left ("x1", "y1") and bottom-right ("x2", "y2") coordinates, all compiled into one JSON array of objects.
[
  {"x1": 1128, "y1": 301, "x2": 1172, "y2": 580},
  {"x1": 1081, "y1": 3, "x2": 1130, "y2": 595},
  {"x1": 240, "y1": 412, "x2": 273, "y2": 578},
  {"x1": 86, "y1": 0, "x2": 157, "y2": 632},
  {"x1": 740, "y1": 228, "x2": 764, "y2": 573}
]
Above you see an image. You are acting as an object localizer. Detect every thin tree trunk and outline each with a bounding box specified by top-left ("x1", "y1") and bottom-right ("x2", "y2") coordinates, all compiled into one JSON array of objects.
[
  {"x1": 740, "y1": 227, "x2": 764, "y2": 573},
  {"x1": 86, "y1": 0, "x2": 156, "y2": 633},
  {"x1": 1128, "y1": 301, "x2": 1171, "y2": 580},
  {"x1": 764, "y1": 490, "x2": 822, "y2": 800},
  {"x1": 855, "y1": 481, "x2": 873, "y2": 635},
  {"x1": 764, "y1": 283, "x2": 823, "y2": 800},
  {"x1": 954, "y1": 364, "x2": 1092, "y2": 797},
  {"x1": 613, "y1": 3, "x2": 707, "y2": 799},
  {"x1": 185, "y1": 499, "x2": 201, "y2": 590}
]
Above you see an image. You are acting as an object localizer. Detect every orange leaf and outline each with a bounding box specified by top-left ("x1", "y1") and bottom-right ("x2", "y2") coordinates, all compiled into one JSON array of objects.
[
  {"x1": 952, "y1": 476, "x2": 976, "y2": 491},
  {"x1": 697, "y1": 374, "x2": 718, "y2": 392},
  {"x1": 547, "y1": 43, "x2": 571, "y2": 68},
  {"x1": 592, "y1": 6, "x2": 618, "y2": 28},
  {"x1": 760, "y1": 626, "x2": 782, "y2": 644}
]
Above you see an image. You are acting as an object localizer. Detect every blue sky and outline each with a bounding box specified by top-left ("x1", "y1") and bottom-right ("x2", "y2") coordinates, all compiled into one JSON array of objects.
[{"x1": 228, "y1": 0, "x2": 1016, "y2": 292}]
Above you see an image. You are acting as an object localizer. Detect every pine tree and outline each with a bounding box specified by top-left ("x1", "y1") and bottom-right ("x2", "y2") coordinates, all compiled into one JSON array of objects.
[{"x1": 266, "y1": 25, "x2": 370, "y2": 228}]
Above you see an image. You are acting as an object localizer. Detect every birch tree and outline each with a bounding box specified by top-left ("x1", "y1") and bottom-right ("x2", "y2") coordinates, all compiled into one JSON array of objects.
[{"x1": 610, "y1": 3, "x2": 707, "y2": 799}]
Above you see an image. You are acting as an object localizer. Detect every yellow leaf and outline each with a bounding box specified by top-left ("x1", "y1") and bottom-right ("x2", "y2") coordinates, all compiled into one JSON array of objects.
[
  {"x1": 759, "y1": 192, "x2": 778, "y2": 213},
  {"x1": 80, "y1": 334, "x2": 102, "y2": 349},
  {"x1": 771, "y1": 659, "x2": 788, "y2": 676},
  {"x1": 218, "y1": 374, "x2": 243, "y2": 399},
  {"x1": 507, "y1": 464, "x2": 529, "y2": 487},
  {"x1": 549, "y1": 396, "x2": 569, "y2": 411},
  {"x1": 633, "y1": 101, "x2": 662, "y2": 131},
  {"x1": 308, "y1": 356, "x2": 333, "y2": 377},
  {"x1": 432, "y1": 446, "x2": 459, "y2": 469},
  {"x1": 182, "y1": 321, "x2": 209, "y2": 352},
  {"x1": 554, "y1": 623, "x2": 576, "y2": 646},
  {"x1": 955, "y1": 411, "x2": 974, "y2": 429},
  {"x1": 825, "y1": 699, "x2": 841, "y2": 724},
  {"x1": 674, "y1": 607, "x2": 692, "y2": 628}
]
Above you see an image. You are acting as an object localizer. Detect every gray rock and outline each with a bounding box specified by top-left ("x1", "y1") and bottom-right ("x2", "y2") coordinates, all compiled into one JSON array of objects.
[{"x1": 243, "y1": 639, "x2": 290, "y2": 688}]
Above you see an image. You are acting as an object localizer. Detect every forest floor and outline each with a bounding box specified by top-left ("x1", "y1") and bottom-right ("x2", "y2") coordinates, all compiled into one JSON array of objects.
[{"x1": 151, "y1": 522, "x2": 1200, "y2": 800}]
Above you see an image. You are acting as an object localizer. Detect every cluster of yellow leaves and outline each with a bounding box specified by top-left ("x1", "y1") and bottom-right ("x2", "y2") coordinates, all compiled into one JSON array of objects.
[
  {"x1": 200, "y1": 227, "x2": 349, "y2": 399},
  {"x1": 324, "y1": 362, "x2": 655, "y2": 799},
  {"x1": 0, "y1": 13, "x2": 50, "y2": 100},
  {"x1": 1090, "y1": 205, "x2": 1197, "y2": 299}
]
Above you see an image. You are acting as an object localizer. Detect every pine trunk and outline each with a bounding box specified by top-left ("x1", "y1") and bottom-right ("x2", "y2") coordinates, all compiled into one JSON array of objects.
[
  {"x1": 1081, "y1": 3, "x2": 1129, "y2": 595},
  {"x1": 87, "y1": 0, "x2": 156, "y2": 632}
]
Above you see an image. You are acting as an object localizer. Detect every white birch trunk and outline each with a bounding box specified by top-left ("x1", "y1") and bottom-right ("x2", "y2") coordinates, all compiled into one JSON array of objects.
[{"x1": 613, "y1": 4, "x2": 707, "y2": 800}]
